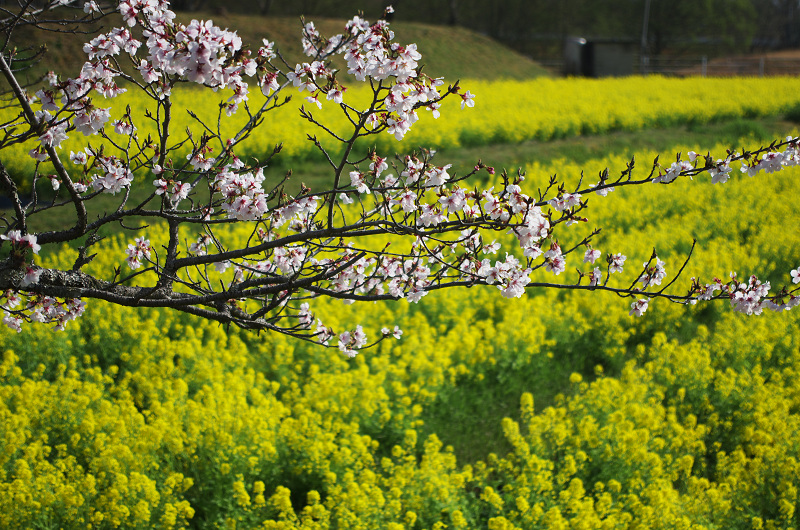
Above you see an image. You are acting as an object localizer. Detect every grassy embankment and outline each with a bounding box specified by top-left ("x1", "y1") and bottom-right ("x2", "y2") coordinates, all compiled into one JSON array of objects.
[{"x1": 8, "y1": 10, "x2": 549, "y2": 84}]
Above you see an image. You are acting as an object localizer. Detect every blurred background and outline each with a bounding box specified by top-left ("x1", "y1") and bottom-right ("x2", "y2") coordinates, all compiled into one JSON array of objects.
[{"x1": 164, "y1": 0, "x2": 800, "y2": 76}]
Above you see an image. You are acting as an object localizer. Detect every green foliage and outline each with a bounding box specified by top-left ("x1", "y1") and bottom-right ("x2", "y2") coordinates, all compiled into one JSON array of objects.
[{"x1": 785, "y1": 101, "x2": 800, "y2": 124}]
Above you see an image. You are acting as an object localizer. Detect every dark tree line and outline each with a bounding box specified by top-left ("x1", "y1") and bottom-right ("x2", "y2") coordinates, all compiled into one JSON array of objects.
[{"x1": 172, "y1": 0, "x2": 800, "y2": 58}]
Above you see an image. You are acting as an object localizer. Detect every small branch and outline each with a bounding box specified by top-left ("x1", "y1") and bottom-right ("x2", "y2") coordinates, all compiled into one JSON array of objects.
[{"x1": 0, "y1": 159, "x2": 26, "y2": 234}]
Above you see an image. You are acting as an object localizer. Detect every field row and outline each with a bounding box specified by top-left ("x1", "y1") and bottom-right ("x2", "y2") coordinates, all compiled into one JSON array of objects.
[{"x1": 4, "y1": 76, "x2": 800, "y2": 189}]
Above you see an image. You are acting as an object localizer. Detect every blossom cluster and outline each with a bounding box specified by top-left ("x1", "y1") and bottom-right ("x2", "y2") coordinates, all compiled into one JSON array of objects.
[
  {"x1": 0, "y1": 230, "x2": 40, "y2": 255},
  {"x1": 90, "y1": 154, "x2": 134, "y2": 194},
  {"x1": 154, "y1": 177, "x2": 191, "y2": 207},
  {"x1": 691, "y1": 272, "x2": 800, "y2": 315},
  {"x1": 214, "y1": 163, "x2": 270, "y2": 221},
  {"x1": 2, "y1": 293, "x2": 86, "y2": 332},
  {"x1": 25, "y1": 0, "x2": 271, "y2": 166},
  {"x1": 125, "y1": 237, "x2": 152, "y2": 270},
  {"x1": 287, "y1": 14, "x2": 467, "y2": 140}
]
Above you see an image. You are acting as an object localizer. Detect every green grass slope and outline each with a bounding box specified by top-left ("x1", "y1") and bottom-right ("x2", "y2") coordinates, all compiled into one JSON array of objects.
[{"x1": 7, "y1": 9, "x2": 550, "y2": 85}]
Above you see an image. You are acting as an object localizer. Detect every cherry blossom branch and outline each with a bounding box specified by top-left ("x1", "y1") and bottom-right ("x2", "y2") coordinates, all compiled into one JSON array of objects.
[{"x1": 1, "y1": 0, "x2": 798, "y2": 352}]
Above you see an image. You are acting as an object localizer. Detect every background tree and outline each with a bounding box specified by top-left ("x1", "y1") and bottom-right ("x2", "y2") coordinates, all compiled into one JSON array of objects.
[
  {"x1": 753, "y1": 0, "x2": 800, "y2": 48},
  {"x1": 643, "y1": 0, "x2": 756, "y2": 57}
]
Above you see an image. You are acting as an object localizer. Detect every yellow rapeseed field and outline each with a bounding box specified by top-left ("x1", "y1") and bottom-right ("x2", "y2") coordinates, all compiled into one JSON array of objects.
[
  {"x1": 3, "y1": 76, "x2": 800, "y2": 188},
  {"x1": 2, "y1": 78, "x2": 800, "y2": 528}
]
